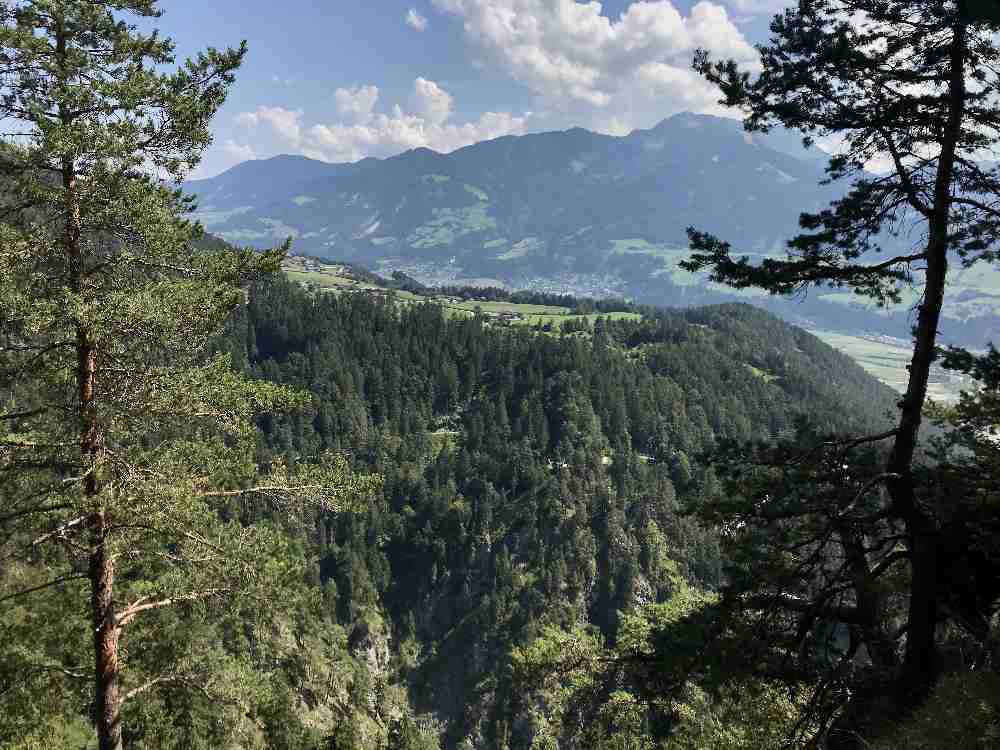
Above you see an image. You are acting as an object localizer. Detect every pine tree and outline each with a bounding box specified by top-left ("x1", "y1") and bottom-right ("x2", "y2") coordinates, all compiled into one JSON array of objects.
[
  {"x1": 684, "y1": 0, "x2": 1000, "y2": 710},
  {"x1": 0, "y1": 2, "x2": 376, "y2": 747}
]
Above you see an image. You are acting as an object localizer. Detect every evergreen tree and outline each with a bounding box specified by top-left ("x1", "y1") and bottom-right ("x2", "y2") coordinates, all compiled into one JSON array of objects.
[
  {"x1": 684, "y1": 0, "x2": 1000, "y2": 717},
  {"x1": 0, "y1": 2, "x2": 375, "y2": 748}
]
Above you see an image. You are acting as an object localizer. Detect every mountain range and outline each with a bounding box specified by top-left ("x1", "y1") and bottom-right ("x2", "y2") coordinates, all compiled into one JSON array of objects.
[{"x1": 184, "y1": 112, "x2": 1000, "y2": 346}]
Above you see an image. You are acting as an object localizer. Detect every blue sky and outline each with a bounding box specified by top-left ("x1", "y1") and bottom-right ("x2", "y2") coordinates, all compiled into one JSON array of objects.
[{"x1": 154, "y1": 0, "x2": 787, "y2": 177}]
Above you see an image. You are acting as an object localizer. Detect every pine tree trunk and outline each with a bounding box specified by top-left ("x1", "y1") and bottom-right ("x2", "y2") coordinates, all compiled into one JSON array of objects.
[
  {"x1": 885, "y1": 11, "x2": 967, "y2": 704},
  {"x1": 886, "y1": 245, "x2": 945, "y2": 701},
  {"x1": 65, "y1": 151, "x2": 123, "y2": 748},
  {"x1": 886, "y1": 207, "x2": 948, "y2": 703},
  {"x1": 89, "y1": 510, "x2": 123, "y2": 750},
  {"x1": 81, "y1": 339, "x2": 121, "y2": 750}
]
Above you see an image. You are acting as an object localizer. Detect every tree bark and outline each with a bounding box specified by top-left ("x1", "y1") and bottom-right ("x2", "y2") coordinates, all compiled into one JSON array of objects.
[
  {"x1": 60, "y1": 81, "x2": 123, "y2": 750},
  {"x1": 885, "y1": 9, "x2": 967, "y2": 705},
  {"x1": 70, "y1": 172, "x2": 123, "y2": 750},
  {"x1": 89, "y1": 511, "x2": 122, "y2": 750}
]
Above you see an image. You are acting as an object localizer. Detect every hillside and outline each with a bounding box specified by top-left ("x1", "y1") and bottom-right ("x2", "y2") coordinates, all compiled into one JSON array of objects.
[
  {"x1": 280, "y1": 256, "x2": 977, "y2": 400},
  {"x1": 185, "y1": 113, "x2": 1000, "y2": 347},
  {"x1": 280, "y1": 255, "x2": 641, "y2": 329},
  {"x1": 3, "y1": 265, "x2": 900, "y2": 748},
  {"x1": 213, "y1": 275, "x2": 900, "y2": 748}
]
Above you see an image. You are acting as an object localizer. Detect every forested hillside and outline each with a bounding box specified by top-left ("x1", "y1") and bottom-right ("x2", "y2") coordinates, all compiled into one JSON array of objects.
[
  {"x1": 2, "y1": 265, "x2": 898, "y2": 748},
  {"x1": 209, "y1": 276, "x2": 896, "y2": 747}
]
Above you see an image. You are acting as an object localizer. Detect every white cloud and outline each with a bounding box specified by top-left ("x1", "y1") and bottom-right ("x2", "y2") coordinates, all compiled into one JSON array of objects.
[
  {"x1": 307, "y1": 109, "x2": 526, "y2": 162},
  {"x1": 406, "y1": 8, "x2": 429, "y2": 31},
  {"x1": 235, "y1": 79, "x2": 526, "y2": 164},
  {"x1": 236, "y1": 106, "x2": 303, "y2": 142},
  {"x1": 412, "y1": 77, "x2": 453, "y2": 125},
  {"x1": 335, "y1": 84, "x2": 380, "y2": 123},
  {"x1": 221, "y1": 139, "x2": 257, "y2": 163},
  {"x1": 431, "y1": 0, "x2": 759, "y2": 133}
]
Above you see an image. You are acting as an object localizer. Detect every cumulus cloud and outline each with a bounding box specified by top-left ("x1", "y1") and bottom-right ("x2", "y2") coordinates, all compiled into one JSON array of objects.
[
  {"x1": 406, "y1": 8, "x2": 429, "y2": 31},
  {"x1": 335, "y1": 84, "x2": 380, "y2": 123},
  {"x1": 307, "y1": 108, "x2": 526, "y2": 162},
  {"x1": 235, "y1": 106, "x2": 303, "y2": 142},
  {"x1": 235, "y1": 78, "x2": 526, "y2": 163},
  {"x1": 412, "y1": 77, "x2": 454, "y2": 125},
  {"x1": 221, "y1": 139, "x2": 257, "y2": 162},
  {"x1": 431, "y1": 0, "x2": 759, "y2": 133}
]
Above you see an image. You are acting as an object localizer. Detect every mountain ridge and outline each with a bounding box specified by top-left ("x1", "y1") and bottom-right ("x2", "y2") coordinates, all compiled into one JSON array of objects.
[
  {"x1": 195, "y1": 112, "x2": 816, "y2": 179},
  {"x1": 185, "y1": 111, "x2": 831, "y2": 263},
  {"x1": 184, "y1": 112, "x2": 1000, "y2": 346}
]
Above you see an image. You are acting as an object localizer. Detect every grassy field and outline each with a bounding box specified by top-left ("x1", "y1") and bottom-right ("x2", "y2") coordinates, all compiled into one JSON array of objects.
[
  {"x1": 408, "y1": 205, "x2": 497, "y2": 249},
  {"x1": 427, "y1": 299, "x2": 641, "y2": 329},
  {"x1": 282, "y1": 259, "x2": 425, "y2": 299},
  {"x1": 443, "y1": 300, "x2": 569, "y2": 316},
  {"x1": 284, "y1": 269, "x2": 377, "y2": 290},
  {"x1": 282, "y1": 258, "x2": 642, "y2": 330},
  {"x1": 808, "y1": 329, "x2": 972, "y2": 402}
]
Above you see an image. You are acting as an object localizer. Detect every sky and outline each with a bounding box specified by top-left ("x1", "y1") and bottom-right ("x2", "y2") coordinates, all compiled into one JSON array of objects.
[{"x1": 152, "y1": 0, "x2": 792, "y2": 178}]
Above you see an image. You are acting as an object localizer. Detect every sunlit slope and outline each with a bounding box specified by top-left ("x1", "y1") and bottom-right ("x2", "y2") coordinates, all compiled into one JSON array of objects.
[{"x1": 185, "y1": 113, "x2": 1000, "y2": 345}]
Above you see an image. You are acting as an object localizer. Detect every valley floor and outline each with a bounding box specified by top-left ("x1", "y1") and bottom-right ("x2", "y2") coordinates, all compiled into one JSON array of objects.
[{"x1": 808, "y1": 329, "x2": 973, "y2": 401}]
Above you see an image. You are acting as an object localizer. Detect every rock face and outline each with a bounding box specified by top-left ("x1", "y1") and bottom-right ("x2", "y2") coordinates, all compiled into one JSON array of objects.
[
  {"x1": 348, "y1": 620, "x2": 389, "y2": 674},
  {"x1": 347, "y1": 619, "x2": 391, "y2": 711}
]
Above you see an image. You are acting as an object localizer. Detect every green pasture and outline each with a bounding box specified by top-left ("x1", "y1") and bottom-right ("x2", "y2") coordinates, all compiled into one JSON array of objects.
[
  {"x1": 808, "y1": 329, "x2": 969, "y2": 401},
  {"x1": 283, "y1": 259, "x2": 643, "y2": 332}
]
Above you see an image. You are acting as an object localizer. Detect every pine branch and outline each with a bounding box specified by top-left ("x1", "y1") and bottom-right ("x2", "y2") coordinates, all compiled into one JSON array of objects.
[
  {"x1": 950, "y1": 195, "x2": 1000, "y2": 219},
  {"x1": 739, "y1": 592, "x2": 869, "y2": 627},
  {"x1": 0, "y1": 573, "x2": 87, "y2": 604},
  {"x1": 116, "y1": 588, "x2": 229, "y2": 628}
]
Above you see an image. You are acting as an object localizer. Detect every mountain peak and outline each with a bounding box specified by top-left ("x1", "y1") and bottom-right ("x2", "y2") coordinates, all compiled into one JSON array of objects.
[
  {"x1": 645, "y1": 112, "x2": 742, "y2": 133},
  {"x1": 259, "y1": 153, "x2": 317, "y2": 164},
  {"x1": 406, "y1": 146, "x2": 439, "y2": 156}
]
